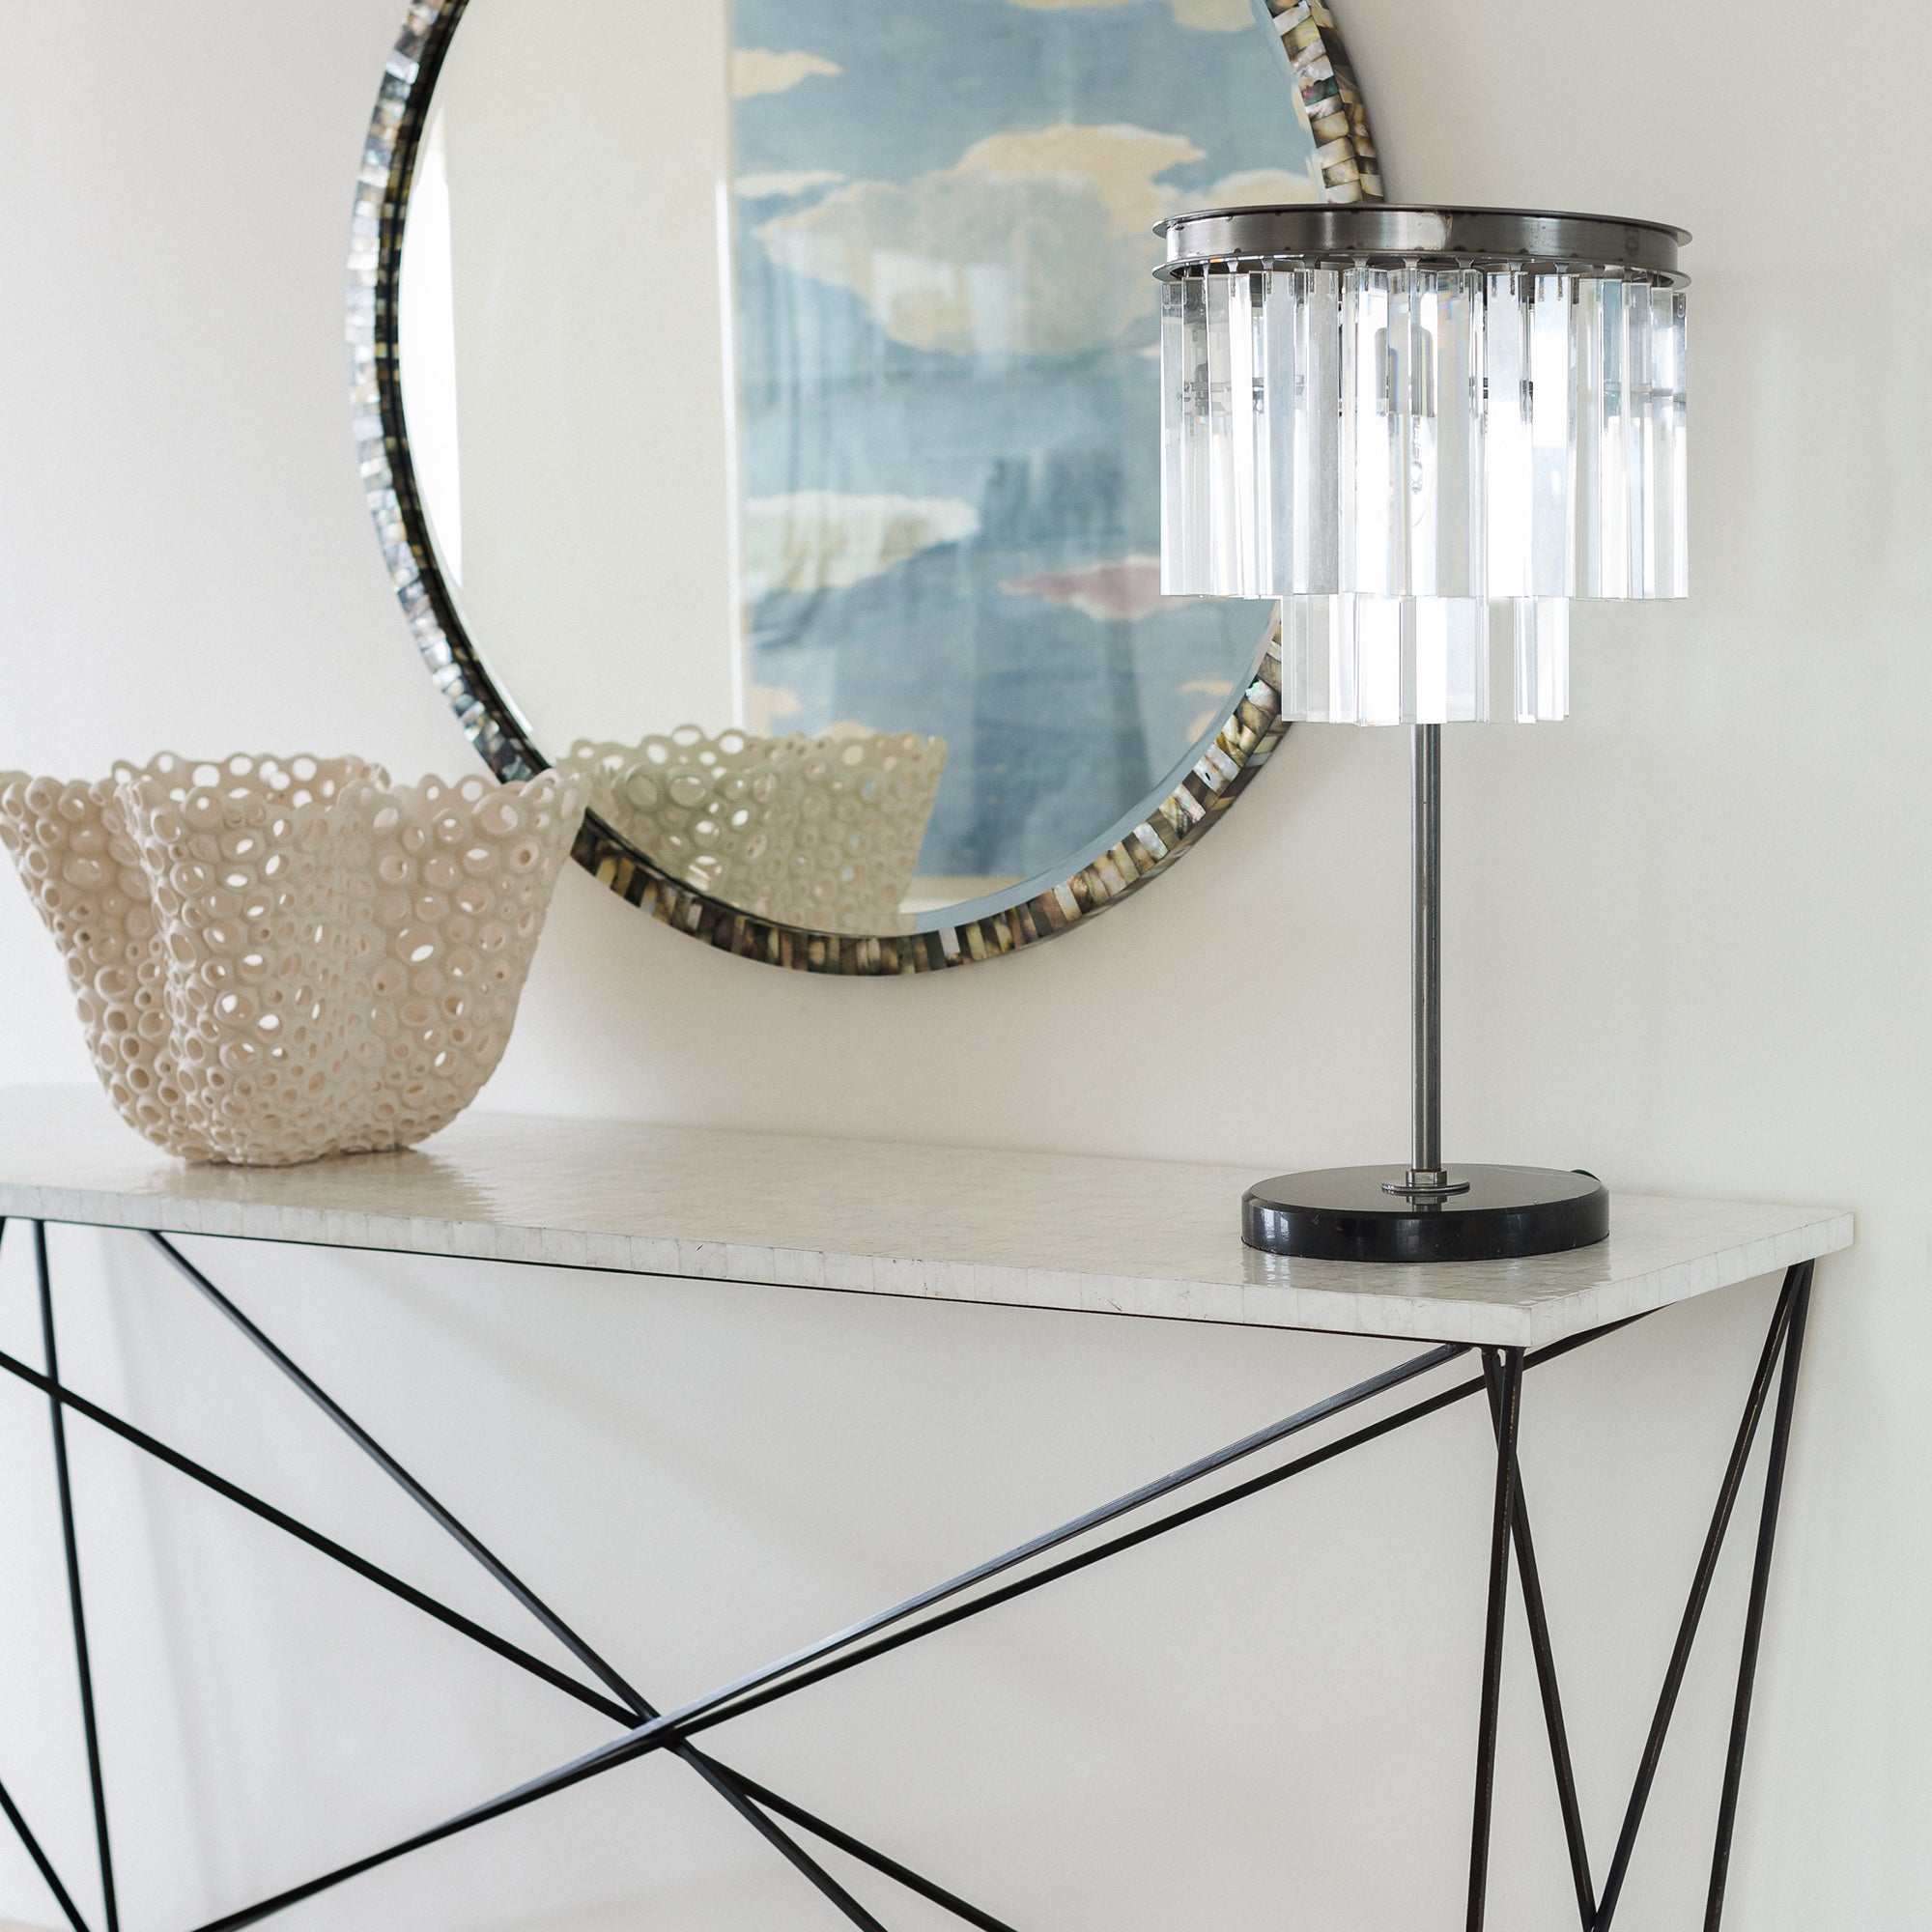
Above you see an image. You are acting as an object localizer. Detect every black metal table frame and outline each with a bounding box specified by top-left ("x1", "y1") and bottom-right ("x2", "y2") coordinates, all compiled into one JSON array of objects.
[{"x1": 0, "y1": 1216, "x2": 1815, "y2": 1932}]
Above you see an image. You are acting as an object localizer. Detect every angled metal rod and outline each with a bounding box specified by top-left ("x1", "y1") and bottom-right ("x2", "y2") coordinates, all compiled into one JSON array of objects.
[
  {"x1": 666, "y1": 1754, "x2": 890, "y2": 1932},
  {"x1": 151, "y1": 1232, "x2": 1467, "y2": 1722},
  {"x1": 0, "y1": 1350, "x2": 996, "y2": 1932},
  {"x1": 1705, "y1": 1263, "x2": 1814, "y2": 1932},
  {"x1": 0, "y1": 1772, "x2": 94, "y2": 1932},
  {"x1": 155, "y1": 1218, "x2": 1470, "y2": 1789},
  {"x1": 35, "y1": 1227, "x2": 120, "y2": 1932},
  {"x1": 180, "y1": 1341, "x2": 1478, "y2": 1929},
  {"x1": 141, "y1": 1236, "x2": 959, "y2": 1932},
  {"x1": 1466, "y1": 1348, "x2": 1521, "y2": 1932},
  {"x1": 676, "y1": 1321, "x2": 1646, "y2": 1750},
  {"x1": 145, "y1": 1235, "x2": 651, "y2": 1712},
  {"x1": 696, "y1": 1386, "x2": 1494, "y2": 1735},
  {"x1": 0, "y1": 1339, "x2": 1001, "y2": 1932},
  {"x1": 532, "y1": 1340, "x2": 1475, "y2": 1760},
  {"x1": 194, "y1": 1321, "x2": 1660, "y2": 1929},
  {"x1": 0, "y1": 1339, "x2": 634, "y2": 1721},
  {"x1": 1590, "y1": 1272, "x2": 1799, "y2": 1932},
  {"x1": 709, "y1": 1780, "x2": 889, "y2": 1932},
  {"x1": 711, "y1": 1760, "x2": 1021, "y2": 1932},
  {"x1": 1483, "y1": 1355, "x2": 1597, "y2": 1929}
]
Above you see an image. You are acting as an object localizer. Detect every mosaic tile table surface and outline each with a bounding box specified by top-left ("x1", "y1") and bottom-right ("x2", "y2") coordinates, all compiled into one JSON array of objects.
[{"x1": 0, "y1": 1088, "x2": 1851, "y2": 1349}]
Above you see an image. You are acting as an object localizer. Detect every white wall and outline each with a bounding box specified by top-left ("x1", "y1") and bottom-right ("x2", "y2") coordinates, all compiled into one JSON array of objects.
[
  {"x1": 0, "y1": 2, "x2": 1924, "y2": 1929},
  {"x1": 436, "y1": 0, "x2": 744, "y2": 749}
]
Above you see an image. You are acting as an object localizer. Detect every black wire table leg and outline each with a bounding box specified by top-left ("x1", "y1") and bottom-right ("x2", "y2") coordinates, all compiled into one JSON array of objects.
[
  {"x1": 708, "y1": 1761, "x2": 1020, "y2": 1932},
  {"x1": 692, "y1": 1774, "x2": 890, "y2": 1932},
  {"x1": 1705, "y1": 1261, "x2": 1814, "y2": 1930},
  {"x1": 0, "y1": 1772, "x2": 93, "y2": 1932},
  {"x1": 34, "y1": 1225, "x2": 120, "y2": 1932},
  {"x1": 0, "y1": 1213, "x2": 1828, "y2": 1932},
  {"x1": 1484, "y1": 1354, "x2": 1597, "y2": 1929},
  {"x1": 1467, "y1": 1345, "x2": 1522, "y2": 1932},
  {"x1": 1592, "y1": 1268, "x2": 1800, "y2": 1932}
]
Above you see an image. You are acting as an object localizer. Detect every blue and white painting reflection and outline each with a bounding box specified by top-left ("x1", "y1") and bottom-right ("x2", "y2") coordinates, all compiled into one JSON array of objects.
[{"x1": 731, "y1": 0, "x2": 1317, "y2": 889}]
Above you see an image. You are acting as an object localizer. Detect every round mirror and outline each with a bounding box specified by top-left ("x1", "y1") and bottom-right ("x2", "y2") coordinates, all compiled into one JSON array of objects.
[{"x1": 353, "y1": 0, "x2": 1381, "y2": 971}]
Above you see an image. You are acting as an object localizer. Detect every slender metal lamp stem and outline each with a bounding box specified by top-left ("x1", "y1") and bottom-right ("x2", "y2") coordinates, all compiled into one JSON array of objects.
[{"x1": 1411, "y1": 721, "x2": 1444, "y2": 1184}]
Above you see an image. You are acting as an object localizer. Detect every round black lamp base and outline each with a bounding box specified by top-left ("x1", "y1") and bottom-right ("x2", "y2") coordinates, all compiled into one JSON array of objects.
[{"x1": 1242, "y1": 1165, "x2": 1609, "y2": 1264}]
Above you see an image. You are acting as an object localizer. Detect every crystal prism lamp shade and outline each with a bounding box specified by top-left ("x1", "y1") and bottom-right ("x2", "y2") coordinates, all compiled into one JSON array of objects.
[{"x1": 1157, "y1": 206, "x2": 1689, "y2": 724}]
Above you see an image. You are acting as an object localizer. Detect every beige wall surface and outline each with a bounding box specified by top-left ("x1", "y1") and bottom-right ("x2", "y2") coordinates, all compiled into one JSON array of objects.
[{"x1": 0, "y1": 3, "x2": 1925, "y2": 1929}]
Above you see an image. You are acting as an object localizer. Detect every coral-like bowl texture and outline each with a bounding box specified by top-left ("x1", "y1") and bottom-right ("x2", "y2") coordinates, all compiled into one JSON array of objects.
[{"x1": 0, "y1": 754, "x2": 588, "y2": 1165}]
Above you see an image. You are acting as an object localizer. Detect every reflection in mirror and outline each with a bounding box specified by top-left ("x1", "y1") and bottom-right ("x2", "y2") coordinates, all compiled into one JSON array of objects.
[{"x1": 398, "y1": 0, "x2": 1324, "y2": 934}]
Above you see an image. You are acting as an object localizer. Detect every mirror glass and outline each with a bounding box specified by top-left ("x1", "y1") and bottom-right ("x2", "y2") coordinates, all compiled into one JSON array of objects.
[{"x1": 398, "y1": 0, "x2": 1322, "y2": 934}]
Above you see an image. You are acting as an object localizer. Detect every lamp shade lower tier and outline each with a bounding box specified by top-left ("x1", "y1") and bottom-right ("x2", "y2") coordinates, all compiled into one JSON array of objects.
[
  {"x1": 1280, "y1": 593, "x2": 1570, "y2": 724},
  {"x1": 1242, "y1": 1164, "x2": 1610, "y2": 1263}
]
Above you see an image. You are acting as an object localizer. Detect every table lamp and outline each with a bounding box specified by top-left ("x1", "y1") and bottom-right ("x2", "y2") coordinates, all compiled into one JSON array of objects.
[{"x1": 1156, "y1": 207, "x2": 1689, "y2": 1262}]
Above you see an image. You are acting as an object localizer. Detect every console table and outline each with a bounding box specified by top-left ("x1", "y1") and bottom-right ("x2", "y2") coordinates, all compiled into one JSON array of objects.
[{"x1": 0, "y1": 1088, "x2": 1852, "y2": 1932}]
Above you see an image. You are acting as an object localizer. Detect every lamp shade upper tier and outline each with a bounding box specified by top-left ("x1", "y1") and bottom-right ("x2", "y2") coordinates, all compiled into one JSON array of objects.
[{"x1": 1155, "y1": 206, "x2": 1689, "y2": 725}]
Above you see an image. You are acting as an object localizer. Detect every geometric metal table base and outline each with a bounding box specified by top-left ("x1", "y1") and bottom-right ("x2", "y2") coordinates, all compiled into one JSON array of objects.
[{"x1": 0, "y1": 1217, "x2": 1815, "y2": 1932}]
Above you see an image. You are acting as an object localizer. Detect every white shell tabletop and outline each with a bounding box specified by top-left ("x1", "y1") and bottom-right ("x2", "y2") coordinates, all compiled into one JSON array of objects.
[{"x1": 0, "y1": 1088, "x2": 1851, "y2": 1349}]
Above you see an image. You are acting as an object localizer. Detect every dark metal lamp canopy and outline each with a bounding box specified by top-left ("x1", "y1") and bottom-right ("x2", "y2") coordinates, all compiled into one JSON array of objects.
[{"x1": 1156, "y1": 203, "x2": 1690, "y2": 283}]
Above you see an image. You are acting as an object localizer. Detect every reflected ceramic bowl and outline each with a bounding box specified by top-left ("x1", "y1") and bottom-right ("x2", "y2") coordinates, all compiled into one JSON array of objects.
[{"x1": 565, "y1": 725, "x2": 946, "y2": 935}]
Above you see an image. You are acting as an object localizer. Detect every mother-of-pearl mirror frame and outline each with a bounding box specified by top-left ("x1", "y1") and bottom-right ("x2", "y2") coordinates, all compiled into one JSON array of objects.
[{"x1": 348, "y1": 0, "x2": 1384, "y2": 976}]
